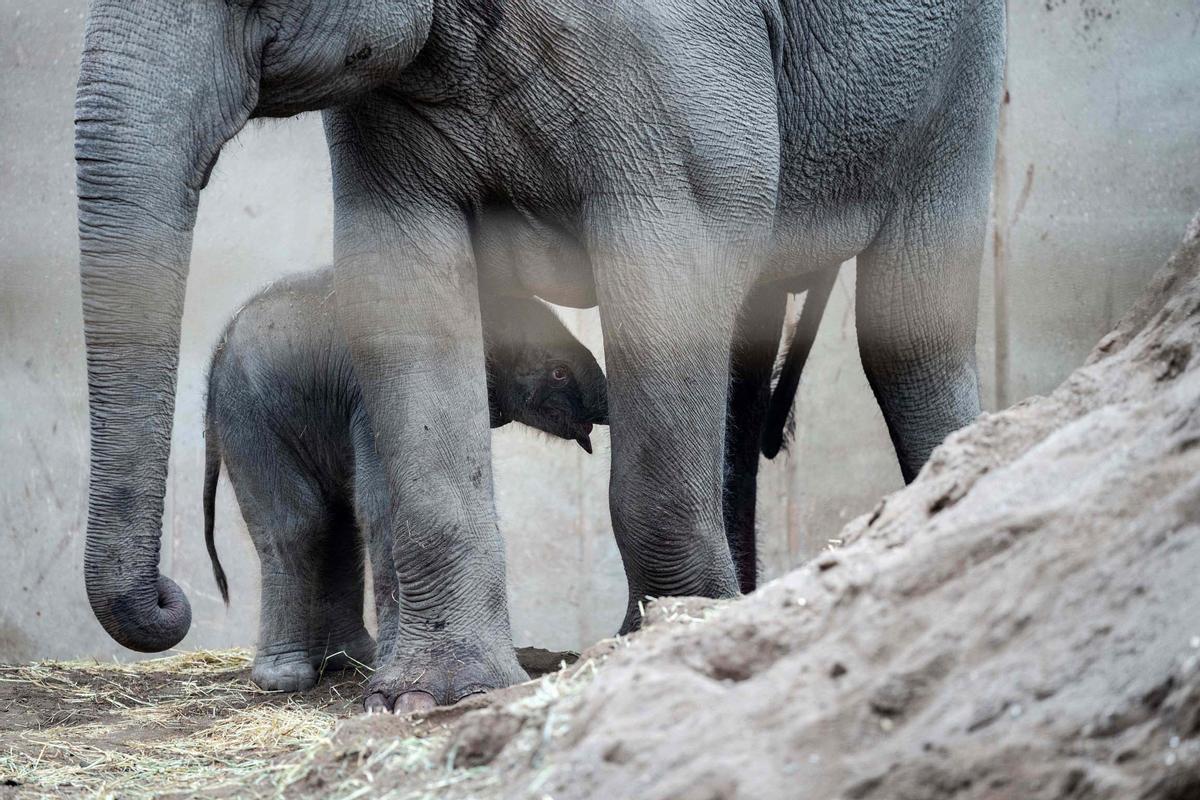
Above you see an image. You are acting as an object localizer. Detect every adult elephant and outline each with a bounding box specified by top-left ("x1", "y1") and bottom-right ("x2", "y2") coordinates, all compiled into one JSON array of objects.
[{"x1": 75, "y1": 0, "x2": 1004, "y2": 710}]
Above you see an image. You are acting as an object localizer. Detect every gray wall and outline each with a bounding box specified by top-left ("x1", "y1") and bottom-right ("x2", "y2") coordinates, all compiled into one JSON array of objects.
[{"x1": 2, "y1": 0, "x2": 1197, "y2": 662}]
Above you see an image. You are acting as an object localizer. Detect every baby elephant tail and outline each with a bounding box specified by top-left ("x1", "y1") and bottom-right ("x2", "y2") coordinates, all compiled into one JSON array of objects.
[
  {"x1": 203, "y1": 417, "x2": 230, "y2": 605},
  {"x1": 761, "y1": 267, "x2": 839, "y2": 459}
]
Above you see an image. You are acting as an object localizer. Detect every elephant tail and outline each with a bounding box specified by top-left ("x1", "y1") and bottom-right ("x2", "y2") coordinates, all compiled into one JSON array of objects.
[
  {"x1": 761, "y1": 266, "x2": 839, "y2": 459},
  {"x1": 203, "y1": 410, "x2": 229, "y2": 605}
]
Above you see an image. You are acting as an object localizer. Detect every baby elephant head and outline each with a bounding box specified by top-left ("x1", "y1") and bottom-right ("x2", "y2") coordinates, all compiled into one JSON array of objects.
[{"x1": 483, "y1": 298, "x2": 608, "y2": 453}]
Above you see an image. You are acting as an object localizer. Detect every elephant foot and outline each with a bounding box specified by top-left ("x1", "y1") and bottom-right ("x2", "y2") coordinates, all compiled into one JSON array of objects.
[
  {"x1": 252, "y1": 656, "x2": 318, "y2": 693},
  {"x1": 362, "y1": 639, "x2": 528, "y2": 714},
  {"x1": 374, "y1": 632, "x2": 399, "y2": 670},
  {"x1": 316, "y1": 627, "x2": 377, "y2": 673}
]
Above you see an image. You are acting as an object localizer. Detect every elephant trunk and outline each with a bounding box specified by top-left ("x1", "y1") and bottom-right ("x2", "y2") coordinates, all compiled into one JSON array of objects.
[{"x1": 75, "y1": 2, "x2": 255, "y2": 651}]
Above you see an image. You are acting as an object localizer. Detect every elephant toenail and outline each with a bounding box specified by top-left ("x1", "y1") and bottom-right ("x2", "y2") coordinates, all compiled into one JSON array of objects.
[
  {"x1": 394, "y1": 691, "x2": 437, "y2": 714},
  {"x1": 364, "y1": 692, "x2": 392, "y2": 714}
]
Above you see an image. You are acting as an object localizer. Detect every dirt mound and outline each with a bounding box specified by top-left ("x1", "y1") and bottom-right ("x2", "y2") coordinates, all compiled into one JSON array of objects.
[
  {"x1": 446, "y1": 210, "x2": 1200, "y2": 799},
  {"x1": 5, "y1": 213, "x2": 1199, "y2": 799}
]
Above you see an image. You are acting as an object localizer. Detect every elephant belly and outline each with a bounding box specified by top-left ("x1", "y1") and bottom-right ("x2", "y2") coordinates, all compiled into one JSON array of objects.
[
  {"x1": 474, "y1": 204, "x2": 597, "y2": 309},
  {"x1": 758, "y1": 201, "x2": 885, "y2": 288}
]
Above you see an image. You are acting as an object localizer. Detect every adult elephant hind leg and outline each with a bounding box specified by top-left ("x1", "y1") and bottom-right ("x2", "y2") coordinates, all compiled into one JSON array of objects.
[
  {"x1": 856, "y1": 167, "x2": 992, "y2": 483},
  {"x1": 724, "y1": 287, "x2": 788, "y2": 593},
  {"x1": 586, "y1": 5, "x2": 781, "y2": 626},
  {"x1": 594, "y1": 211, "x2": 768, "y2": 632},
  {"x1": 854, "y1": 0, "x2": 1003, "y2": 483}
]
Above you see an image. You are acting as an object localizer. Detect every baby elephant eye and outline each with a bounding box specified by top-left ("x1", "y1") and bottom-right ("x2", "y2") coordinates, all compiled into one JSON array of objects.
[{"x1": 551, "y1": 365, "x2": 570, "y2": 383}]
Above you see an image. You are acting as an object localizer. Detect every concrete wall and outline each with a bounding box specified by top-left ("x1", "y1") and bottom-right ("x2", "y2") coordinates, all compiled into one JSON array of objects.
[{"x1": 1, "y1": 0, "x2": 1197, "y2": 662}]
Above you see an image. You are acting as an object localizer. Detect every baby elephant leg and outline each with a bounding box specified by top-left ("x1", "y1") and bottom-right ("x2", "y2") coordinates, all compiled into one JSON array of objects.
[
  {"x1": 353, "y1": 419, "x2": 400, "y2": 670},
  {"x1": 228, "y1": 449, "x2": 371, "y2": 691},
  {"x1": 245, "y1": 511, "x2": 327, "y2": 693},
  {"x1": 364, "y1": 515, "x2": 400, "y2": 669},
  {"x1": 308, "y1": 510, "x2": 376, "y2": 676},
  {"x1": 245, "y1": 509, "x2": 374, "y2": 690}
]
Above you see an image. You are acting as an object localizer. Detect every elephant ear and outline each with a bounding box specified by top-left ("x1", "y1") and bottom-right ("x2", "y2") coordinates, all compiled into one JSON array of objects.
[
  {"x1": 488, "y1": 392, "x2": 512, "y2": 428},
  {"x1": 484, "y1": 350, "x2": 512, "y2": 429}
]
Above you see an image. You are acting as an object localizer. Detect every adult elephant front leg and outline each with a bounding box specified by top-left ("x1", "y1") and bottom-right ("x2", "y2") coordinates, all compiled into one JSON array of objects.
[
  {"x1": 327, "y1": 113, "x2": 525, "y2": 713},
  {"x1": 594, "y1": 205, "x2": 765, "y2": 632}
]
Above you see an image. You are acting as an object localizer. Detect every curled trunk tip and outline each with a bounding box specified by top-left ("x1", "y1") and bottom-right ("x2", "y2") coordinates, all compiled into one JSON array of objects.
[{"x1": 86, "y1": 570, "x2": 192, "y2": 653}]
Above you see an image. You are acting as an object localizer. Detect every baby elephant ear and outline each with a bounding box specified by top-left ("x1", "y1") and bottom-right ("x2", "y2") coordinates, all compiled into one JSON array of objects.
[
  {"x1": 487, "y1": 382, "x2": 510, "y2": 428},
  {"x1": 593, "y1": 404, "x2": 608, "y2": 427},
  {"x1": 490, "y1": 405, "x2": 511, "y2": 428},
  {"x1": 575, "y1": 420, "x2": 595, "y2": 454}
]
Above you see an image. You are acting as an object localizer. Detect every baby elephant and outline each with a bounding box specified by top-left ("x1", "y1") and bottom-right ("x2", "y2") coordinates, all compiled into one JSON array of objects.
[{"x1": 203, "y1": 268, "x2": 607, "y2": 692}]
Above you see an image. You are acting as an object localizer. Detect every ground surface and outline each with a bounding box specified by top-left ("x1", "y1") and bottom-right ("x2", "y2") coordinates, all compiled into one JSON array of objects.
[
  {"x1": 3, "y1": 213, "x2": 1200, "y2": 799},
  {"x1": 0, "y1": 647, "x2": 573, "y2": 798},
  {"x1": 0, "y1": 650, "x2": 360, "y2": 797}
]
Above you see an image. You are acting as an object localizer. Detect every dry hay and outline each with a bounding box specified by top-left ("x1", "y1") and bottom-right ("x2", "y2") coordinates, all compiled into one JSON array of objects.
[
  {"x1": 252, "y1": 644, "x2": 609, "y2": 800},
  {"x1": 0, "y1": 646, "x2": 598, "y2": 799},
  {"x1": 0, "y1": 649, "x2": 364, "y2": 798}
]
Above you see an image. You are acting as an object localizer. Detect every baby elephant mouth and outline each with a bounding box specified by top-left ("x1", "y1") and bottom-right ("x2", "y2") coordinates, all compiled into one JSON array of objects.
[{"x1": 576, "y1": 422, "x2": 594, "y2": 454}]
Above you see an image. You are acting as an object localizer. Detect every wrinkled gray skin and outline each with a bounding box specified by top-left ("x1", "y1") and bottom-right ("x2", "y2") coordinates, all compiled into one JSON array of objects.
[
  {"x1": 75, "y1": 0, "x2": 1004, "y2": 710},
  {"x1": 202, "y1": 268, "x2": 606, "y2": 692}
]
